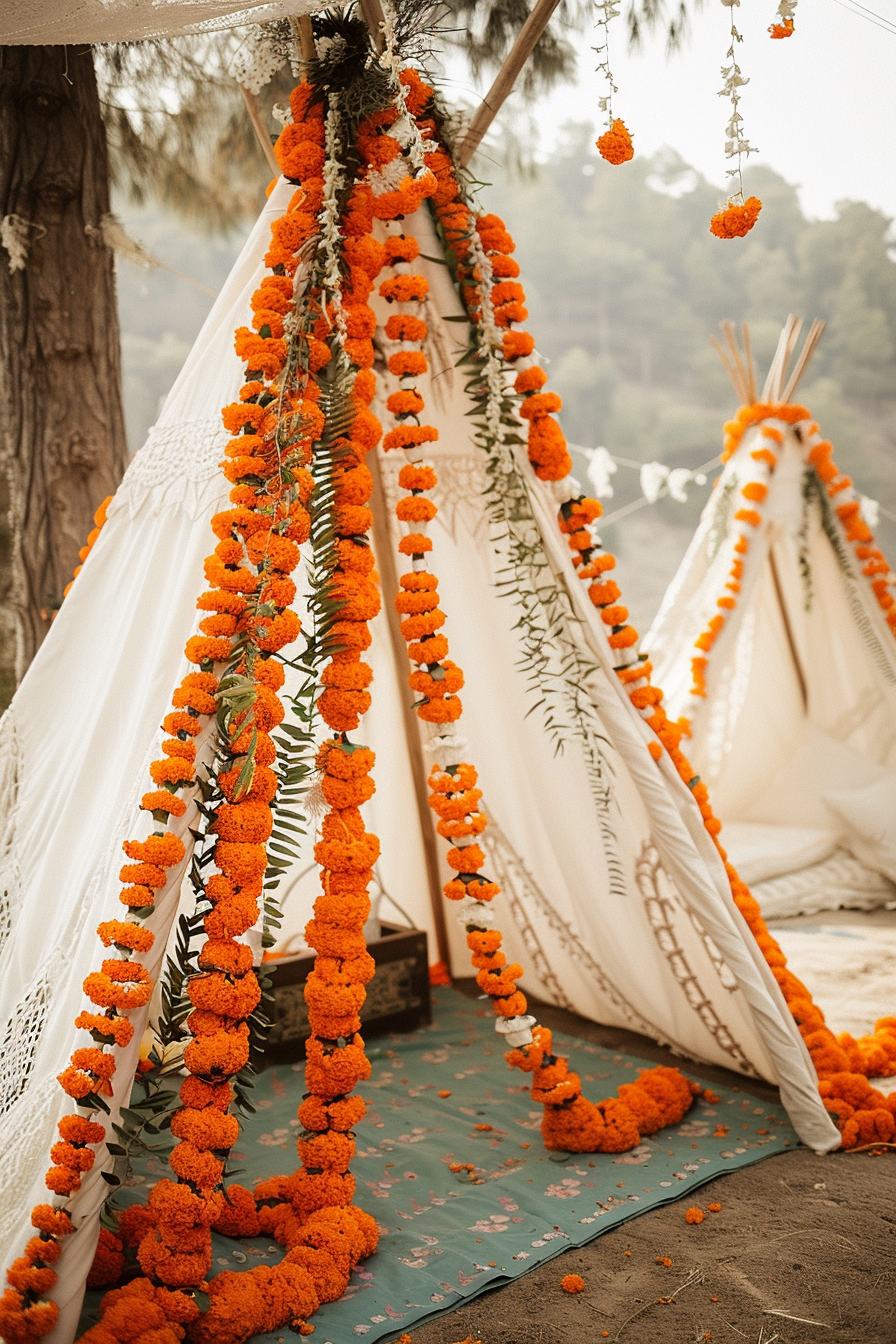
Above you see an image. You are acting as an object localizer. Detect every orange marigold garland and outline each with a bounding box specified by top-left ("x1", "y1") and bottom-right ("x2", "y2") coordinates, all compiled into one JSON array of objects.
[
  {"x1": 148, "y1": 101, "x2": 409, "y2": 1344},
  {"x1": 567, "y1": 406, "x2": 896, "y2": 1144},
  {"x1": 117, "y1": 85, "x2": 331, "y2": 1341},
  {"x1": 377, "y1": 78, "x2": 699, "y2": 1155},
  {"x1": 61, "y1": 494, "x2": 114, "y2": 603}
]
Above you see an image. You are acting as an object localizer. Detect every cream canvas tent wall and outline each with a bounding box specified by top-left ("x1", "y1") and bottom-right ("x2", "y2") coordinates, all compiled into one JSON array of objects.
[
  {"x1": 648, "y1": 320, "x2": 896, "y2": 921},
  {"x1": 0, "y1": 184, "x2": 842, "y2": 1339}
]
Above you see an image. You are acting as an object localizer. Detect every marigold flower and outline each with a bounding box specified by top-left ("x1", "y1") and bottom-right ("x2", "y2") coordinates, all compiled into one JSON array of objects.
[
  {"x1": 84, "y1": 1230, "x2": 126, "y2": 1291},
  {"x1": 96, "y1": 921, "x2": 155, "y2": 953},
  {"x1": 561, "y1": 1274, "x2": 585, "y2": 1294},
  {"x1": 74, "y1": 1010, "x2": 134, "y2": 1047},
  {"x1": 383, "y1": 424, "x2": 439, "y2": 452},
  {"x1": 384, "y1": 313, "x2": 428, "y2": 344},
  {"x1": 709, "y1": 196, "x2": 762, "y2": 239},
  {"x1": 527, "y1": 416, "x2": 572, "y2": 482},
  {"x1": 388, "y1": 350, "x2": 428, "y2": 379},
  {"x1": 597, "y1": 118, "x2": 634, "y2": 165},
  {"x1": 502, "y1": 330, "x2": 535, "y2": 361},
  {"x1": 685, "y1": 1207, "x2": 705, "y2": 1224}
]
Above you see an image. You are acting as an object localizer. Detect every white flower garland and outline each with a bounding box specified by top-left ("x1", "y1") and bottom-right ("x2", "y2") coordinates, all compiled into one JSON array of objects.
[
  {"x1": 320, "y1": 98, "x2": 348, "y2": 340},
  {"x1": 380, "y1": 0, "x2": 431, "y2": 176},
  {"x1": 718, "y1": 0, "x2": 758, "y2": 204}
]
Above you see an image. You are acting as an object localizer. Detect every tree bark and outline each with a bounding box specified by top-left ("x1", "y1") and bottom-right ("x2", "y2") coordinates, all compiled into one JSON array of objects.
[{"x1": 0, "y1": 45, "x2": 128, "y2": 699}]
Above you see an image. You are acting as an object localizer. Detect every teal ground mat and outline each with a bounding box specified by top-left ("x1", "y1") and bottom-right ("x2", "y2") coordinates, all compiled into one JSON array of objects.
[{"x1": 84, "y1": 986, "x2": 797, "y2": 1343}]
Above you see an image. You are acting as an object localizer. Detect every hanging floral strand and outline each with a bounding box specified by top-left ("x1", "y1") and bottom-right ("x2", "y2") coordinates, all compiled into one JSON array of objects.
[
  {"x1": 710, "y1": 0, "x2": 761, "y2": 239},
  {"x1": 593, "y1": 0, "x2": 633, "y2": 165},
  {"x1": 768, "y1": 0, "x2": 796, "y2": 38}
]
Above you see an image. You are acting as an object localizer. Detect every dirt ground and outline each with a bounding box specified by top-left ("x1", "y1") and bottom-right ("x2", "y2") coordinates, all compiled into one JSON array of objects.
[{"x1": 406, "y1": 986, "x2": 896, "y2": 1344}]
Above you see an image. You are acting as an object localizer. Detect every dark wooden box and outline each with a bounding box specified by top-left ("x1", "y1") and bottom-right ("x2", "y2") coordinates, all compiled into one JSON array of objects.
[{"x1": 259, "y1": 922, "x2": 431, "y2": 1067}]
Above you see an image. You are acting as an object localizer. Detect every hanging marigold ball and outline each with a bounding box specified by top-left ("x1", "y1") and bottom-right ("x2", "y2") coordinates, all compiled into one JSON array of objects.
[
  {"x1": 596, "y1": 119, "x2": 634, "y2": 166},
  {"x1": 768, "y1": 18, "x2": 794, "y2": 37},
  {"x1": 709, "y1": 197, "x2": 762, "y2": 239}
]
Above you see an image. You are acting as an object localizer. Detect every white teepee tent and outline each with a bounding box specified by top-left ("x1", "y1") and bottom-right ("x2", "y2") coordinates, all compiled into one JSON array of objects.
[
  {"x1": 0, "y1": 193, "x2": 846, "y2": 1337},
  {"x1": 648, "y1": 320, "x2": 896, "y2": 921}
]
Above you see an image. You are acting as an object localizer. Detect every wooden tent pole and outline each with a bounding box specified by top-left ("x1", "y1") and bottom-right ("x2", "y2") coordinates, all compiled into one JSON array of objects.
[
  {"x1": 240, "y1": 84, "x2": 280, "y2": 176},
  {"x1": 369, "y1": 448, "x2": 451, "y2": 968},
  {"x1": 769, "y1": 546, "x2": 808, "y2": 710},
  {"x1": 359, "y1": 0, "x2": 386, "y2": 52},
  {"x1": 456, "y1": 0, "x2": 564, "y2": 168},
  {"x1": 710, "y1": 334, "x2": 744, "y2": 402},
  {"x1": 741, "y1": 323, "x2": 757, "y2": 404},
  {"x1": 290, "y1": 14, "x2": 316, "y2": 63},
  {"x1": 781, "y1": 318, "x2": 825, "y2": 405}
]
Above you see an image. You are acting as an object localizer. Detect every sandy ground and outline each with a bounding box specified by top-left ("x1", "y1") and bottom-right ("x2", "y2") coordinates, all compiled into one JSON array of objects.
[{"x1": 407, "y1": 983, "x2": 896, "y2": 1344}]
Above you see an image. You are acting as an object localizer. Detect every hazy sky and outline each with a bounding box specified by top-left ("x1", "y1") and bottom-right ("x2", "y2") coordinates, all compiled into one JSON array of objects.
[{"x1": 445, "y1": 0, "x2": 896, "y2": 221}]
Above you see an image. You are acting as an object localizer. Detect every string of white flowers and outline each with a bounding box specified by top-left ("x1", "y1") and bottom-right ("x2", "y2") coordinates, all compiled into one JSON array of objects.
[
  {"x1": 718, "y1": 0, "x2": 757, "y2": 204},
  {"x1": 320, "y1": 96, "x2": 348, "y2": 340},
  {"x1": 380, "y1": 0, "x2": 431, "y2": 175},
  {"x1": 593, "y1": 0, "x2": 622, "y2": 125},
  {"x1": 466, "y1": 231, "x2": 511, "y2": 448}
]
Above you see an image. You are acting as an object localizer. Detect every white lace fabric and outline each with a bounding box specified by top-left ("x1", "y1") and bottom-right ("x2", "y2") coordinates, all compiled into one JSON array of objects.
[{"x1": 0, "y1": 0, "x2": 328, "y2": 45}]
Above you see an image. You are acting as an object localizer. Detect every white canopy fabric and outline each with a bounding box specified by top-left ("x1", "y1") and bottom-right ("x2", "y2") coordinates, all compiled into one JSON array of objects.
[
  {"x1": 0, "y1": 0, "x2": 326, "y2": 46},
  {"x1": 0, "y1": 185, "x2": 838, "y2": 1341},
  {"x1": 647, "y1": 417, "x2": 896, "y2": 857}
]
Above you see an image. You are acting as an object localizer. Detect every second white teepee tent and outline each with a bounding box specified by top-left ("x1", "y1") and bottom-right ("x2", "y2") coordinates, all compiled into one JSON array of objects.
[{"x1": 648, "y1": 320, "x2": 896, "y2": 920}]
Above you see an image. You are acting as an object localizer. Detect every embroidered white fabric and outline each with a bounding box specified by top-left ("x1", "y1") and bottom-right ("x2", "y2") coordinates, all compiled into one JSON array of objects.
[
  {"x1": 114, "y1": 417, "x2": 231, "y2": 521},
  {"x1": 0, "y1": 0, "x2": 328, "y2": 45}
]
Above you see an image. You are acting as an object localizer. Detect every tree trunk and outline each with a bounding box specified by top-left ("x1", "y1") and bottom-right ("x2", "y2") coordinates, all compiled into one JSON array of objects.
[{"x1": 0, "y1": 45, "x2": 128, "y2": 702}]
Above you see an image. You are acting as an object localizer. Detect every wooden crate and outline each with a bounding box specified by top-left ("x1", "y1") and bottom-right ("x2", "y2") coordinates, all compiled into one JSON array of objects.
[{"x1": 259, "y1": 922, "x2": 431, "y2": 1066}]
